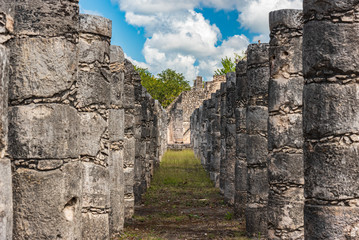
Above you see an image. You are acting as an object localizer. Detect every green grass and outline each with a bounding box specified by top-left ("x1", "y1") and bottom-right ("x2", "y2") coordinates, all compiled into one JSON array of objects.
[{"x1": 119, "y1": 150, "x2": 247, "y2": 240}]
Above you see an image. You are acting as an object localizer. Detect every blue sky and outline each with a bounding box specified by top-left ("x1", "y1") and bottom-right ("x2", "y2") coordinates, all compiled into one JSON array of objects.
[{"x1": 79, "y1": 0, "x2": 302, "y2": 84}]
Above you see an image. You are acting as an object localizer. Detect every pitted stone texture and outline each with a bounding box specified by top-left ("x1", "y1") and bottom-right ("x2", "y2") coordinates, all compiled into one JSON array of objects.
[
  {"x1": 247, "y1": 67, "x2": 271, "y2": 101},
  {"x1": 268, "y1": 77, "x2": 304, "y2": 112},
  {"x1": 77, "y1": 69, "x2": 111, "y2": 108},
  {"x1": 304, "y1": 142, "x2": 359, "y2": 200},
  {"x1": 9, "y1": 0, "x2": 79, "y2": 36},
  {"x1": 110, "y1": 45, "x2": 125, "y2": 64},
  {"x1": 0, "y1": 45, "x2": 8, "y2": 154},
  {"x1": 8, "y1": 104, "x2": 79, "y2": 159},
  {"x1": 13, "y1": 162, "x2": 83, "y2": 239},
  {"x1": 246, "y1": 206, "x2": 268, "y2": 239},
  {"x1": 109, "y1": 109, "x2": 125, "y2": 142},
  {"x1": 247, "y1": 43, "x2": 270, "y2": 66},
  {"x1": 269, "y1": 9, "x2": 303, "y2": 31},
  {"x1": 303, "y1": 83, "x2": 359, "y2": 139},
  {"x1": 305, "y1": 205, "x2": 359, "y2": 240},
  {"x1": 0, "y1": 158, "x2": 12, "y2": 240},
  {"x1": 82, "y1": 162, "x2": 110, "y2": 208},
  {"x1": 268, "y1": 153, "x2": 304, "y2": 185},
  {"x1": 247, "y1": 167, "x2": 268, "y2": 204},
  {"x1": 268, "y1": 113, "x2": 303, "y2": 150},
  {"x1": 82, "y1": 213, "x2": 110, "y2": 240},
  {"x1": 79, "y1": 14, "x2": 112, "y2": 38},
  {"x1": 79, "y1": 112, "x2": 107, "y2": 157},
  {"x1": 246, "y1": 106, "x2": 268, "y2": 134},
  {"x1": 246, "y1": 135, "x2": 267, "y2": 166},
  {"x1": 303, "y1": 0, "x2": 359, "y2": 17},
  {"x1": 8, "y1": 37, "x2": 78, "y2": 100},
  {"x1": 303, "y1": 21, "x2": 359, "y2": 77},
  {"x1": 79, "y1": 35, "x2": 110, "y2": 64}
]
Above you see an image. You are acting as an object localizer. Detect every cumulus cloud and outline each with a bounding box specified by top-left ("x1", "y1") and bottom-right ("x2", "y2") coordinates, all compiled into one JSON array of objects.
[{"x1": 112, "y1": 0, "x2": 302, "y2": 84}]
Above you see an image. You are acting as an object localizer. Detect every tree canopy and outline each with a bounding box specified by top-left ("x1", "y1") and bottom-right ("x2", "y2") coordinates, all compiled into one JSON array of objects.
[
  {"x1": 214, "y1": 53, "x2": 246, "y2": 76},
  {"x1": 135, "y1": 67, "x2": 191, "y2": 108}
]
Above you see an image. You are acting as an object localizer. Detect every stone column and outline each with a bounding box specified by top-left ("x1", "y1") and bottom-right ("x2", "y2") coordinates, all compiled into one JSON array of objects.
[
  {"x1": 212, "y1": 90, "x2": 221, "y2": 188},
  {"x1": 267, "y1": 10, "x2": 304, "y2": 239},
  {"x1": 234, "y1": 60, "x2": 247, "y2": 217},
  {"x1": 0, "y1": 9, "x2": 11, "y2": 239},
  {"x1": 303, "y1": 1, "x2": 359, "y2": 238},
  {"x1": 219, "y1": 82, "x2": 227, "y2": 195},
  {"x1": 208, "y1": 94, "x2": 216, "y2": 183},
  {"x1": 245, "y1": 43, "x2": 270, "y2": 239},
  {"x1": 109, "y1": 45, "x2": 126, "y2": 236},
  {"x1": 224, "y1": 72, "x2": 236, "y2": 205},
  {"x1": 7, "y1": 1, "x2": 82, "y2": 238},
  {"x1": 123, "y1": 58, "x2": 142, "y2": 219},
  {"x1": 77, "y1": 14, "x2": 113, "y2": 239}
]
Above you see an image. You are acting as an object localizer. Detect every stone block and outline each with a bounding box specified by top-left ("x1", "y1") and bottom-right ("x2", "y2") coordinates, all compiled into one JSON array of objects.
[
  {"x1": 269, "y1": 9, "x2": 303, "y2": 31},
  {"x1": 268, "y1": 77, "x2": 304, "y2": 112},
  {"x1": 109, "y1": 109, "x2": 124, "y2": 142},
  {"x1": 13, "y1": 162, "x2": 83, "y2": 239},
  {"x1": 11, "y1": 0, "x2": 79, "y2": 35},
  {"x1": 79, "y1": 14, "x2": 112, "y2": 38},
  {"x1": 247, "y1": 43, "x2": 270, "y2": 66},
  {"x1": 82, "y1": 213, "x2": 110, "y2": 240},
  {"x1": 269, "y1": 37, "x2": 303, "y2": 77},
  {"x1": 303, "y1": 21, "x2": 359, "y2": 77},
  {"x1": 305, "y1": 142, "x2": 359, "y2": 200},
  {"x1": 123, "y1": 137, "x2": 135, "y2": 165},
  {"x1": 268, "y1": 113, "x2": 303, "y2": 150},
  {"x1": 268, "y1": 153, "x2": 304, "y2": 185},
  {"x1": 247, "y1": 167, "x2": 269, "y2": 204},
  {"x1": 123, "y1": 84, "x2": 135, "y2": 110},
  {"x1": 82, "y1": 162, "x2": 110, "y2": 208},
  {"x1": 303, "y1": 83, "x2": 359, "y2": 139},
  {"x1": 110, "y1": 45, "x2": 125, "y2": 64},
  {"x1": 305, "y1": 205, "x2": 359, "y2": 240},
  {"x1": 246, "y1": 106, "x2": 268, "y2": 133},
  {"x1": 110, "y1": 70, "x2": 124, "y2": 108},
  {"x1": 79, "y1": 35, "x2": 110, "y2": 64},
  {"x1": 303, "y1": 0, "x2": 356, "y2": 15},
  {"x1": 9, "y1": 37, "x2": 77, "y2": 100},
  {"x1": 79, "y1": 112, "x2": 107, "y2": 157},
  {"x1": 246, "y1": 135, "x2": 267, "y2": 166},
  {"x1": 247, "y1": 67, "x2": 270, "y2": 100},
  {"x1": 0, "y1": 45, "x2": 8, "y2": 153},
  {"x1": 8, "y1": 104, "x2": 79, "y2": 159},
  {"x1": 0, "y1": 158, "x2": 12, "y2": 240},
  {"x1": 77, "y1": 70, "x2": 111, "y2": 108},
  {"x1": 245, "y1": 205, "x2": 268, "y2": 238}
]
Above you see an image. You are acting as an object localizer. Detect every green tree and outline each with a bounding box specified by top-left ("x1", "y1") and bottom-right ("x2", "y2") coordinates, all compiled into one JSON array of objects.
[
  {"x1": 157, "y1": 69, "x2": 191, "y2": 108},
  {"x1": 135, "y1": 67, "x2": 190, "y2": 108},
  {"x1": 214, "y1": 53, "x2": 246, "y2": 76}
]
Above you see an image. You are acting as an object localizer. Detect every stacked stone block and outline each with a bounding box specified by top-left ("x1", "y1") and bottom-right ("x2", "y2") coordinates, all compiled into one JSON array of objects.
[
  {"x1": 303, "y1": 1, "x2": 359, "y2": 238},
  {"x1": 268, "y1": 9, "x2": 304, "y2": 239},
  {"x1": 0, "y1": 6, "x2": 12, "y2": 239},
  {"x1": 77, "y1": 14, "x2": 113, "y2": 239},
  {"x1": 224, "y1": 72, "x2": 236, "y2": 205},
  {"x1": 234, "y1": 60, "x2": 247, "y2": 217},
  {"x1": 245, "y1": 43, "x2": 270, "y2": 239},
  {"x1": 211, "y1": 91, "x2": 222, "y2": 188},
  {"x1": 219, "y1": 82, "x2": 227, "y2": 195}
]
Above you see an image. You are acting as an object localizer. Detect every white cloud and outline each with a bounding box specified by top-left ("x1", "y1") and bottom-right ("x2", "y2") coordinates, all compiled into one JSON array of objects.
[
  {"x1": 112, "y1": 0, "x2": 302, "y2": 85},
  {"x1": 80, "y1": 9, "x2": 104, "y2": 17}
]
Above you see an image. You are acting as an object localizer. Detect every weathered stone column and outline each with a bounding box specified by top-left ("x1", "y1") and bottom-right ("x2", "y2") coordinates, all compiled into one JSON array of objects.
[
  {"x1": 267, "y1": 9, "x2": 304, "y2": 239},
  {"x1": 7, "y1": 1, "x2": 83, "y2": 238},
  {"x1": 245, "y1": 43, "x2": 270, "y2": 239},
  {"x1": 0, "y1": 10, "x2": 12, "y2": 239},
  {"x1": 123, "y1": 58, "x2": 142, "y2": 219},
  {"x1": 219, "y1": 82, "x2": 227, "y2": 195},
  {"x1": 212, "y1": 90, "x2": 221, "y2": 188},
  {"x1": 234, "y1": 60, "x2": 247, "y2": 217},
  {"x1": 224, "y1": 72, "x2": 236, "y2": 205},
  {"x1": 77, "y1": 14, "x2": 113, "y2": 239},
  {"x1": 109, "y1": 45, "x2": 126, "y2": 235},
  {"x1": 303, "y1": 1, "x2": 359, "y2": 238},
  {"x1": 208, "y1": 94, "x2": 216, "y2": 183}
]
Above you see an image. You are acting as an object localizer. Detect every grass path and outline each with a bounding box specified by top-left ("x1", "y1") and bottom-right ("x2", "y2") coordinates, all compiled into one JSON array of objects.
[{"x1": 119, "y1": 150, "x2": 247, "y2": 240}]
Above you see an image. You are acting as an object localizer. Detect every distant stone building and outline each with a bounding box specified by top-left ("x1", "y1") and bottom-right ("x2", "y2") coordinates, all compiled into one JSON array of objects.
[{"x1": 167, "y1": 75, "x2": 225, "y2": 146}]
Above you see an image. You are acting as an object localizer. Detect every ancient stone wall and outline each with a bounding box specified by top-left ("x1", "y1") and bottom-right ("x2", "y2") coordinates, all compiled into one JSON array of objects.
[
  {"x1": 167, "y1": 75, "x2": 225, "y2": 146},
  {"x1": 0, "y1": 1, "x2": 167, "y2": 238}
]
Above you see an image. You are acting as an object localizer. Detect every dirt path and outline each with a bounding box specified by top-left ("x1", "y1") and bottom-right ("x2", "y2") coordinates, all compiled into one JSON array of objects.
[{"x1": 118, "y1": 150, "x2": 247, "y2": 240}]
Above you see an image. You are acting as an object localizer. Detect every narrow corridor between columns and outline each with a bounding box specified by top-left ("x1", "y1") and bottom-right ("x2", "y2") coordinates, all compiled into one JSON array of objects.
[{"x1": 120, "y1": 150, "x2": 248, "y2": 240}]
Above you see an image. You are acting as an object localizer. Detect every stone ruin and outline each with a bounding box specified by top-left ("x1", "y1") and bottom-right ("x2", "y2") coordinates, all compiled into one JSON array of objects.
[
  {"x1": 0, "y1": 1, "x2": 167, "y2": 239},
  {"x1": 167, "y1": 75, "x2": 225, "y2": 149},
  {"x1": 191, "y1": 3, "x2": 359, "y2": 239}
]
